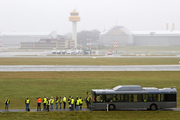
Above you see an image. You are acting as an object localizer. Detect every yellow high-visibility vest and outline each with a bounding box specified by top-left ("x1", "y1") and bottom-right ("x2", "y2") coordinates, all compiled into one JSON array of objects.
[
  {"x1": 26, "y1": 99, "x2": 30, "y2": 104},
  {"x1": 4, "y1": 99, "x2": 10, "y2": 104},
  {"x1": 79, "y1": 99, "x2": 83, "y2": 104},
  {"x1": 43, "y1": 98, "x2": 47, "y2": 103},
  {"x1": 63, "y1": 97, "x2": 66, "y2": 102},
  {"x1": 71, "y1": 99, "x2": 74, "y2": 104},
  {"x1": 76, "y1": 99, "x2": 80, "y2": 105},
  {"x1": 50, "y1": 99, "x2": 54, "y2": 104}
]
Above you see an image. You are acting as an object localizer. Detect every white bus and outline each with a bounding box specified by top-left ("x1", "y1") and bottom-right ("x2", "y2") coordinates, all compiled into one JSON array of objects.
[{"x1": 91, "y1": 85, "x2": 177, "y2": 110}]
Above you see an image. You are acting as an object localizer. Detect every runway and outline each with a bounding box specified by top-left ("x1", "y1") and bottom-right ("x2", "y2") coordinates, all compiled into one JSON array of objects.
[
  {"x1": 0, "y1": 65, "x2": 180, "y2": 71},
  {"x1": 0, "y1": 108, "x2": 180, "y2": 112}
]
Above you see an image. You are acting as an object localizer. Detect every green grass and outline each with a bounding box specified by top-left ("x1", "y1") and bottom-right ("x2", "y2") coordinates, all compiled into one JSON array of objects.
[
  {"x1": 0, "y1": 71, "x2": 180, "y2": 119},
  {"x1": 0, "y1": 58, "x2": 180, "y2": 65},
  {"x1": 0, "y1": 71, "x2": 180, "y2": 109},
  {"x1": 0, "y1": 111, "x2": 180, "y2": 120}
]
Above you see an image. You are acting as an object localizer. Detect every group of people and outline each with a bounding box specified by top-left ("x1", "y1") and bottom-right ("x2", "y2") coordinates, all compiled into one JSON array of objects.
[{"x1": 4, "y1": 96, "x2": 93, "y2": 111}]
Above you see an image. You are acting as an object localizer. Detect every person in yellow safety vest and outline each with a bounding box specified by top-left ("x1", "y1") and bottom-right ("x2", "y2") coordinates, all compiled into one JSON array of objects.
[
  {"x1": 79, "y1": 97, "x2": 83, "y2": 110},
  {"x1": 25, "y1": 97, "x2": 30, "y2": 111},
  {"x1": 71, "y1": 97, "x2": 74, "y2": 111},
  {"x1": 59, "y1": 97, "x2": 62, "y2": 109},
  {"x1": 55, "y1": 96, "x2": 59, "y2": 109},
  {"x1": 113, "y1": 96, "x2": 116, "y2": 102},
  {"x1": 63, "y1": 96, "x2": 66, "y2": 109},
  {"x1": 76, "y1": 97, "x2": 80, "y2": 111},
  {"x1": 4, "y1": 98, "x2": 10, "y2": 110},
  {"x1": 46, "y1": 98, "x2": 50, "y2": 112},
  {"x1": 68, "y1": 96, "x2": 71, "y2": 109},
  {"x1": 144, "y1": 98, "x2": 147, "y2": 102},
  {"x1": 50, "y1": 97, "x2": 54, "y2": 109},
  {"x1": 42, "y1": 97, "x2": 47, "y2": 111}
]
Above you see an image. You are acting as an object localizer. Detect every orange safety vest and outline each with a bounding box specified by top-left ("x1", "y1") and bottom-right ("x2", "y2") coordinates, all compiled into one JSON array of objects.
[
  {"x1": 37, "y1": 98, "x2": 42, "y2": 103},
  {"x1": 93, "y1": 97, "x2": 95, "y2": 102}
]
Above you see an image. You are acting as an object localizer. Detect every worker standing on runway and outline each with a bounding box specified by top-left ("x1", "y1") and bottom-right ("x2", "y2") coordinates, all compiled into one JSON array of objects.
[
  {"x1": 74, "y1": 96, "x2": 78, "y2": 109},
  {"x1": 85, "y1": 96, "x2": 89, "y2": 108},
  {"x1": 46, "y1": 98, "x2": 50, "y2": 112},
  {"x1": 63, "y1": 96, "x2": 66, "y2": 109},
  {"x1": 43, "y1": 96, "x2": 47, "y2": 111},
  {"x1": 71, "y1": 97, "x2": 74, "y2": 111},
  {"x1": 76, "y1": 97, "x2": 80, "y2": 110},
  {"x1": 4, "y1": 98, "x2": 10, "y2": 110},
  {"x1": 88, "y1": 96, "x2": 92, "y2": 108},
  {"x1": 68, "y1": 96, "x2": 71, "y2": 109},
  {"x1": 59, "y1": 97, "x2": 62, "y2": 109},
  {"x1": 55, "y1": 96, "x2": 59, "y2": 109},
  {"x1": 25, "y1": 97, "x2": 30, "y2": 111},
  {"x1": 37, "y1": 97, "x2": 41, "y2": 111},
  {"x1": 79, "y1": 97, "x2": 83, "y2": 110},
  {"x1": 50, "y1": 97, "x2": 54, "y2": 109}
]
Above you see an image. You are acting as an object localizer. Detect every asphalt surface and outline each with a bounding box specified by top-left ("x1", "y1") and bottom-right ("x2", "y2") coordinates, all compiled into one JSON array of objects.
[
  {"x1": 0, "y1": 51, "x2": 180, "y2": 58},
  {"x1": 0, "y1": 65, "x2": 180, "y2": 71},
  {"x1": 0, "y1": 108, "x2": 90, "y2": 112},
  {"x1": 0, "y1": 108, "x2": 180, "y2": 112}
]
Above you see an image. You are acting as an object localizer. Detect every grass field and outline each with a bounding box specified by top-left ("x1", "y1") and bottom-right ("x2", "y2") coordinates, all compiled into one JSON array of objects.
[
  {"x1": 0, "y1": 111, "x2": 180, "y2": 120},
  {"x1": 0, "y1": 71, "x2": 180, "y2": 109},
  {"x1": 0, "y1": 71, "x2": 180, "y2": 119},
  {"x1": 0, "y1": 58, "x2": 180, "y2": 65}
]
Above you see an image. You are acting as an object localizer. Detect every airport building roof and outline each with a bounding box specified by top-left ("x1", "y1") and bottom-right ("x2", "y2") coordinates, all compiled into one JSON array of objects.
[
  {"x1": 132, "y1": 30, "x2": 180, "y2": 36},
  {"x1": 0, "y1": 31, "x2": 57, "y2": 37},
  {"x1": 100, "y1": 26, "x2": 180, "y2": 36}
]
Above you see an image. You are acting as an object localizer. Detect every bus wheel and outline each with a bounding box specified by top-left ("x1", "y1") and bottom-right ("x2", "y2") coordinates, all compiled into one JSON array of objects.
[
  {"x1": 150, "y1": 104, "x2": 157, "y2": 111},
  {"x1": 109, "y1": 104, "x2": 115, "y2": 110}
]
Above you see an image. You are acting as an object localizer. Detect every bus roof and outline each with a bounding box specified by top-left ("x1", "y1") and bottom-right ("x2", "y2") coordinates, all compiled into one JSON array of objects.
[{"x1": 92, "y1": 85, "x2": 177, "y2": 94}]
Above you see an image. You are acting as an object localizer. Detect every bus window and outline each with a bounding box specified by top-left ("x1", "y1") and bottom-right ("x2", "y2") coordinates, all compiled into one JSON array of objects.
[
  {"x1": 124, "y1": 95, "x2": 129, "y2": 102},
  {"x1": 157, "y1": 94, "x2": 160, "y2": 102},
  {"x1": 148, "y1": 94, "x2": 153, "y2": 102},
  {"x1": 129, "y1": 94, "x2": 134, "y2": 102},
  {"x1": 137, "y1": 94, "x2": 143, "y2": 102},
  {"x1": 133, "y1": 95, "x2": 138, "y2": 102},
  {"x1": 116, "y1": 95, "x2": 124, "y2": 102},
  {"x1": 164, "y1": 94, "x2": 176, "y2": 102},
  {"x1": 106, "y1": 95, "x2": 113, "y2": 102},
  {"x1": 152, "y1": 94, "x2": 158, "y2": 102},
  {"x1": 116, "y1": 95, "x2": 120, "y2": 102},
  {"x1": 96, "y1": 95, "x2": 103, "y2": 102},
  {"x1": 113, "y1": 95, "x2": 117, "y2": 102},
  {"x1": 161, "y1": 94, "x2": 165, "y2": 101},
  {"x1": 143, "y1": 94, "x2": 148, "y2": 102},
  {"x1": 120, "y1": 95, "x2": 124, "y2": 102}
]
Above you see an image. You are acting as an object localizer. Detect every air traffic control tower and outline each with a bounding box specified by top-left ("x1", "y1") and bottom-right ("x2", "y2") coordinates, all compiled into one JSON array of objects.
[{"x1": 69, "y1": 10, "x2": 80, "y2": 48}]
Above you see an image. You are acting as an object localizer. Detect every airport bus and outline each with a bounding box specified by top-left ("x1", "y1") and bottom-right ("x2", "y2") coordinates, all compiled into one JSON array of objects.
[{"x1": 90, "y1": 85, "x2": 177, "y2": 110}]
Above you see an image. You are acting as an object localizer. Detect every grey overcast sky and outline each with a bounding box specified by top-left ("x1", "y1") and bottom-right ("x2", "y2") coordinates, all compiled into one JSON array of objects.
[{"x1": 0, "y1": 0, "x2": 180, "y2": 34}]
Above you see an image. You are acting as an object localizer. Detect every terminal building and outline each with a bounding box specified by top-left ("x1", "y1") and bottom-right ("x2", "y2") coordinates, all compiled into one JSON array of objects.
[{"x1": 100, "y1": 26, "x2": 180, "y2": 46}]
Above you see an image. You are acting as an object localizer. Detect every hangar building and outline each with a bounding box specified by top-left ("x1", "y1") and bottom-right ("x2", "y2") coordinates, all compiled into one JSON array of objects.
[{"x1": 99, "y1": 26, "x2": 180, "y2": 46}]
